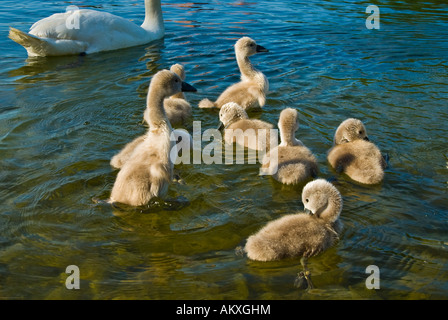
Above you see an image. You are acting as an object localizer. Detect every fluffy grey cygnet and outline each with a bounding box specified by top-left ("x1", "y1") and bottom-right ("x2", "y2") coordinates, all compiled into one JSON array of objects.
[
  {"x1": 109, "y1": 69, "x2": 196, "y2": 206},
  {"x1": 243, "y1": 179, "x2": 343, "y2": 289},
  {"x1": 260, "y1": 108, "x2": 318, "y2": 185},
  {"x1": 219, "y1": 102, "x2": 274, "y2": 151},
  {"x1": 144, "y1": 63, "x2": 192, "y2": 127},
  {"x1": 199, "y1": 37, "x2": 269, "y2": 110},
  {"x1": 327, "y1": 118, "x2": 386, "y2": 185}
]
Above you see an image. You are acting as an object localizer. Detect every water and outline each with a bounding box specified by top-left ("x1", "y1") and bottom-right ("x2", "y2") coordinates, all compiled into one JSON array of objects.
[{"x1": 0, "y1": 0, "x2": 447, "y2": 300}]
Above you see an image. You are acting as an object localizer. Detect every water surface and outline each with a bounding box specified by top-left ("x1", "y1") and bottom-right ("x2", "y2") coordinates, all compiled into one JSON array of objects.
[{"x1": 0, "y1": 0, "x2": 447, "y2": 299}]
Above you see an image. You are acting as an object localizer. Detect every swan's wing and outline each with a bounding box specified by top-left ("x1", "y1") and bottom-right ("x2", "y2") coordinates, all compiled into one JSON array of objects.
[{"x1": 29, "y1": 9, "x2": 148, "y2": 52}]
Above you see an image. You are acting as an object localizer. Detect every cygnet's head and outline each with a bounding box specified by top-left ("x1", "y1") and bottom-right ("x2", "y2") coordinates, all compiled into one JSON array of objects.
[
  {"x1": 278, "y1": 108, "x2": 299, "y2": 135},
  {"x1": 150, "y1": 69, "x2": 196, "y2": 98},
  {"x1": 170, "y1": 63, "x2": 186, "y2": 81},
  {"x1": 219, "y1": 102, "x2": 249, "y2": 127},
  {"x1": 302, "y1": 179, "x2": 342, "y2": 223},
  {"x1": 333, "y1": 118, "x2": 369, "y2": 145},
  {"x1": 235, "y1": 37, "x2": 269, "y2": 57}
]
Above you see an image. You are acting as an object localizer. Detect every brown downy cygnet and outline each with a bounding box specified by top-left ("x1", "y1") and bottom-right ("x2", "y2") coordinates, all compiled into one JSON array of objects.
[
  {"x1": 327, "y1": 118, "x2": 386, "y2": 185},
  {"x1": 219, "y1": 102, "x2": 274, "y2": 151},
  {"x1": 143, "y1": 63, "x2": 192, "y2": 127},
  {"x1": 109, "y1": 69, "x2": 196, "y2": 206},
  {"x1": 110, "y1": 129, "x2": 192, "y2": 170},
  {"x1": 199, "y1": 37, "x2": 269, "y2": 110},
  {"x1": 260, "y1": 108, "x2": 318, "y2": 185},
  {"x1": 243, "y1": 179, "x2": 343, "y2": 288}
]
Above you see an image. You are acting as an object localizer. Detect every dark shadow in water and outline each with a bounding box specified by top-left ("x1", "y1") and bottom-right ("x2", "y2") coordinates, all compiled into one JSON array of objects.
[
  {"x1": 8, "y1": 55, "x2": 86, "y2": 79},
  {"x1": 8, "y1": 38, "x2": 165, "y2": 84},
  {"x1": 93, "y1": 195, "x2": 190, "y2": 216}
]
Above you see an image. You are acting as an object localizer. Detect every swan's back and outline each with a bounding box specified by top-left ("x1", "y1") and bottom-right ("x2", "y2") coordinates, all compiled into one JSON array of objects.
[
  {"x1": 37, "y1": 11, "x2": 147, "y2": 52},
  {"x1": 29, "y1": 9, "x2": 163, "y2": 54}
]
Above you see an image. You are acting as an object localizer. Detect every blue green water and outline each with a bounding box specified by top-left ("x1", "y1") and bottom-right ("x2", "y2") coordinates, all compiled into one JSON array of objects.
[{"x1": 0, "y1": 0, "x2": 447, "y2": 299}]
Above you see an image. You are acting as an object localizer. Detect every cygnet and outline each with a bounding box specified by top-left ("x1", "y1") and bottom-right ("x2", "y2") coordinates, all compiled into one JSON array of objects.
[
  {"x1": 219, "y1": 102, "x2": 274, "y2": 151},
  {"x1": 260, "y1": 108, "x2": 318, "y2": 185},
  {"x1": 199, "y1": 37, "x2": 269, "y2": 110},
  {"x1": 144, "y1": 63, "x2": 192, "y2": 127},
  {"x1": 243, "y1": 179, "x2": 343, "y2": 288},
  {"x1": 327, "y1": 118, "x2": 386, "y2": 185},
  {"x1": 109, "y1": 69, "x2": 196, "y2": 206}
]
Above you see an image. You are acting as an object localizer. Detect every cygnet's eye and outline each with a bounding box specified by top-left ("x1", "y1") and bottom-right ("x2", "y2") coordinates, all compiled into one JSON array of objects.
[
  {"x1": 359, "y1": 130, "x2": 363, "y2": 135},
  {"x1": 305, "y1": 199, "x2": 309, "y2": 203}
]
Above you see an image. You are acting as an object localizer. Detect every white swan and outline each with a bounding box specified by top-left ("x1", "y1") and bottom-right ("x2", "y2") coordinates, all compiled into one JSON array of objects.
[{"x1": 8, "y1": 0, "x2": 164, "y2": 57}]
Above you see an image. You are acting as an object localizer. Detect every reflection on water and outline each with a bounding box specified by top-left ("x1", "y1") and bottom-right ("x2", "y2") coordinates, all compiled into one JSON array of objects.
[{"x1": 0, "y1": 0, "x2": 447, "y2": 299}]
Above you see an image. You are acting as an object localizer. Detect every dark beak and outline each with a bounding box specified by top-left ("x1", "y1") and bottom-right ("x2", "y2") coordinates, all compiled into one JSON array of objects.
[
  {"x1": 256, "y1": 45, "x2": 269, "y2": 53},
  {"x1": 304, "y1": 208, "x2": 313, "y2": 215},
  {"x1": 364, "y1": 136, "x2": 370, "y2": 141},
  {"x1": 217, "y1": 122, "x2": 224, "y2": 131},
  {"x1": 181, "y1": 81, "x2": 197, "y2": 92}
]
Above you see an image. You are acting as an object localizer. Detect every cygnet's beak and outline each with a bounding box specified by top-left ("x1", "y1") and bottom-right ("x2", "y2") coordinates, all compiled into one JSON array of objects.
[
  {"x1": 363, "y1": 136, "x2": 370, "y2": 141},
  {"x1": 256, "y1": 45, "x2": 269, "y2": 53},
  {"x1": 181, "y1": 81, "x2": 197, "y2": 92},
  {"x1": 217, "y1": 122, "x2": 225, "y2": 131}
]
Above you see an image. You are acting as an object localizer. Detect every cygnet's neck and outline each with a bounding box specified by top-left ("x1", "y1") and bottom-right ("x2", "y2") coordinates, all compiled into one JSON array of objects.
[
  {"x1": 279, "y1": 125, "x2": 303, "y2": 147},
  {"x1": 170, "y1": 91, "x2": 185, "y2": 100},
  {"x1": 333, "y1": 127, "x2": 347, "y2": 145},
  {"x1": 146, "y1": 86, "x2": 171, "y2": 131},
  {"x1": 316, "y1": 192, "x2": 342, "y2": 224},
  {"x1": 236, "y1": 52, "x2": 266, "y2": 89},
  {"x1": 226, "y1": 112, "x2": 248, "y2": 128},
  {"x1": 141, "y1": 0, "x2": 164, "y2": 34}
]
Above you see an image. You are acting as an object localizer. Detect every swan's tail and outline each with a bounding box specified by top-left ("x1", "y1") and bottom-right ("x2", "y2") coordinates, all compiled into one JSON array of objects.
[
  {"x1": 9, "y1": 27, "x2": 87, "y2": 57},
  {"x1": 8, "y1": 27, "x2": 49, "y2": 56},
  {"x1": 198, "y1": 98, "x2": 216, "y2": 109}
]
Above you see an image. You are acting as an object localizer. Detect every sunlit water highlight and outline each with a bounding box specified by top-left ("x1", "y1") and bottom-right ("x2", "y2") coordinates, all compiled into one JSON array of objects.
[{"x1": 0, "y1": 0, "x2": 447, "y2": 299}]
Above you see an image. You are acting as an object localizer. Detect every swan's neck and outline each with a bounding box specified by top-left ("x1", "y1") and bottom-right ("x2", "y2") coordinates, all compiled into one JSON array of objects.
[
  {"x1": 141, "y1": 0, "x2": 164, "y2": 33},
  {"x1": 146, "y1": 88, "x2": 171, "y2": 132}
]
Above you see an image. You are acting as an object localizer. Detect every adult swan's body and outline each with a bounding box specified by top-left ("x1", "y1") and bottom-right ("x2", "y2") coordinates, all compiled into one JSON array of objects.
[{"x1": 8, "y1": 0, "x2": 164, "y2": 57}]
